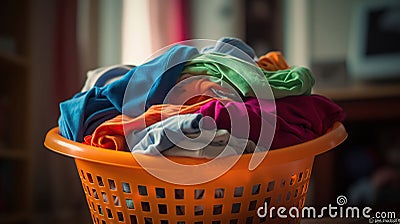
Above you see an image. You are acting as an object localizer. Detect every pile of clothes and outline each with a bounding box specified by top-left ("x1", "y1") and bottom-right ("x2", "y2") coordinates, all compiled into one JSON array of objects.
[{"x1": 58, "y1": 37, "x2": 345, "y2": 158}]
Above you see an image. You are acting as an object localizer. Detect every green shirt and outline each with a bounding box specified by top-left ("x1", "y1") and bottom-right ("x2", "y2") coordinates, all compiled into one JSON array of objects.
[{"x1": 182, "y1": 53, "x2": 315, "y2": 99}]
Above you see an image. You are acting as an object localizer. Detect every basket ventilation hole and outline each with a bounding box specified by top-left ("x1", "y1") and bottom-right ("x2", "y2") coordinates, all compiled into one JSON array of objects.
[
  {"x1": 229, "y1": 219, "x2": 238, "y2": 224},
  {"x1": 246, "y1": 216, "x2": 253, "y2": 224},
  {"x1": 176, "y1": 205, "x2": 185, "y2": 215},
  {"x1": 286, "y1": 191, "x2": 291, "y2": 201},
  {"x1": 122, "y1": 182, "x2": 131, "y2": 193},
  {"x1": 86, "y1": 186, "x2": 91, "y2": 196},
  {"x1": 93, "y1": 189, "x2": 99, "y2": 199},
  {"x1": 106, "y1": 208, "x2": 113, "y2": 218},
  {"x1": 194, "y1": 222, "x2": 203, "y2": 224},
  {"x1": 144, "y1": 217, "x2": 152, "y2": 224},
  {"x1": 290, "y1": 175, "x2": 297, "y2": 185},
  {"x1": 158, "y1": 204, "x2": 168, "y2": 214},
  {"x1": 233, "y1": 186, "x2": 243, "y2": 197},
  {"x1": 138, "y1": 185, "x2": 148, "y2": 196},
  {"x1": 214, "y1": 188, "x2": 224, "y2": 199},
  {"x1": 264, "y1": 197, "x2": 271, "y2": 207},
  {"x1": 294, "y1": 189, "x2": 299, "y2": 198},
  {"x1": 80, "y1": 170, "x2": 85, "y2": 180},
  {"x1": 267, "y1": 181, "x2": 275, "y2": 192},
  {"x1": 248, "y1": 200, "x2": 257, "y2": 211},
  {"x1": 212, "y1": 221, "x2": 221, "y2": 224},
  {"x1": 141, "y1": 201, "x2": 150, "y2": 212},
  {"x1": 231, "y1": 203, "x2": 241, "y2": 213},
  {"x1": 175, "y1": 189, "x2": 184, "y2": 199},
  {"x1": 87, "y1": 173, "x2": 94, "y2": 183},
  {"x1": 108, "y1": 179, "x2": 116, "y2": 190},
  {"x1": 194, "y1": 189, "x2": 204, "y2": 200},
  {"x1": 91, "y1": 202, "x2": 96, "y2": 211},
  {"x1": 213, "y1": 204, "x2": 223, "y2": 215},
  {"x1": 156, "y1": 188, "x2": 166, "y2": 198},
  {"x1": 102, "y1": 220, "x2": 106, "y2": 224},
  {"x1": 160, "y1": 220, "x2": 168, "y2": 224},
  {"x1": 194, "y1": 205, "x2": 204, "y2": 216},
  {"x1": 98, "y1": 205, "x2": 103, "y2": 215},
  {"x1": 97, "y1": 176, "x2": 104, "y2": 186},
  {"x1": 252, "y1": 184, "x2": 261, "y2": 195},
  {"x1": 117, "y1": 212, "x2": 124, "y2": 222},
  {"x1": 112, "y1": 195, "x2": 120, "y2": 206},
  {"x1": 298, "y1": 172, "x2": 303, "y2": 182},
  {"x1": 130, "y1": 215, "x2": 138, "y2": 224},
  {"x1": 177, "y1": 222, "x2": 185, "y2": 224},
  {"x1": 101, "y1": 192, "x2": 108, "y2": 203},
  {"x1": 126, "y1": 198, "x2": 134, "y2": 209}
]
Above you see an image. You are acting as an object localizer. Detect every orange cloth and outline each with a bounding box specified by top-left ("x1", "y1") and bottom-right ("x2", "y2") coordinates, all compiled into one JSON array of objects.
[
  {"x1": 257, "y1": 51, "x2": 290, "y2": 71},
  {"x1": 84, "y1": 98, "x2": 226, "y2": 150},
  {"x1": 166, "y1": 75, "x2": 240, "y2": 105}
]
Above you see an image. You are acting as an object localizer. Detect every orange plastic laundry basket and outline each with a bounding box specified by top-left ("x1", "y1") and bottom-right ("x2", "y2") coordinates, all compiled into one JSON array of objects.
[{"x1": 44, "y1": 122, "x2": 347, "y2": 224}]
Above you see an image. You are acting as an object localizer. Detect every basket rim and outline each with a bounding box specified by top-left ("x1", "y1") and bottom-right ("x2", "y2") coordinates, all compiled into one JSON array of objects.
[{"x1": 44, "y1": 122, "x2": 347, "y2": 169}]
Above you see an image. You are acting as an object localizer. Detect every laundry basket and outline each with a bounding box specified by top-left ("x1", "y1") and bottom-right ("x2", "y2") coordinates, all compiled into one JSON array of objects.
[{"x1": 44, "y1": 122, "x2": 347, "y2": 224}]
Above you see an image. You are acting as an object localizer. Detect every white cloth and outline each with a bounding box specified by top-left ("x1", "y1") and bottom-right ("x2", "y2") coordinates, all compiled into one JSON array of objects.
[{"x1": 163, "y1": 129, "x2": 258, "y2": 158}]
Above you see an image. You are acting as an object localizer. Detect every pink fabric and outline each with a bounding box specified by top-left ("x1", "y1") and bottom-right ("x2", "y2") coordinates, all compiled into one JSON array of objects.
[{"x1": 197, "y1": 95, "x2": 346, "y2": 149}]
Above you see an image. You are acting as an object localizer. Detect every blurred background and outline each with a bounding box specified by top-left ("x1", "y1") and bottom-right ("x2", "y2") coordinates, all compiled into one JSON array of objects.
[{"x1": 0, "y1": 0, "x2": 399, "y2": 223}]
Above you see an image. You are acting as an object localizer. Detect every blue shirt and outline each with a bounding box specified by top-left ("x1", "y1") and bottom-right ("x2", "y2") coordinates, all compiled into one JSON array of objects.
[
  {"x1": 58, "y1": 44, "x2": 199, "y2": 141},
  {"x1": 201, "y1": 37, "x2": 256, "y2": 63}
]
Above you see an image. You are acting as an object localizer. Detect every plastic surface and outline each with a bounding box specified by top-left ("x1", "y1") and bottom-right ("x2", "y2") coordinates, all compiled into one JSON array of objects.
[{"x1": 44, "y1": 122, "x2": 347, "y2": 224}]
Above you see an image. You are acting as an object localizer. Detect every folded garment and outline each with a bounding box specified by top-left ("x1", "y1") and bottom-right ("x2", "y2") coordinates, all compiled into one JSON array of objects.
[
  {"x1": 182, "y1": 53, "x2": 314, "y2": 99},
  {"x1": 59, "y1": 44, "x2": 199, "y2": 141},
  {"x1": 197, "y1": 95, "x2": 346, "y2": 149},
  {"x1": 257, "y1": 51, "x2": 289, "y2": 71},
  {"x1": 81, "y1": 65, "x2": 134, "y2": 92},
  {"x1": 84, "y1": 98, "x2": 230, "y2": 150},
  {"x1": 201, "y1": 36, "x2": 256, "y2": 63},
  {"x1": 163, "y1": 129, "x2": 257, "y2": 158}
]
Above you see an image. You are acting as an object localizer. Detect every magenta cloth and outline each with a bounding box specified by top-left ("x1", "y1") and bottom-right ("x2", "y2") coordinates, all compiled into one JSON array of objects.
[{"x1": 197, "y1": 95, "x2": 346, "y2": 149}]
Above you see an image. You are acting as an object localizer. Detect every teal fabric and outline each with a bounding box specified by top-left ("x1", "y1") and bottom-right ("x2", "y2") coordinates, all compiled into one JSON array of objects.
[{"x1": 182, "y1": 53, "x2": 314, "y2": 99}]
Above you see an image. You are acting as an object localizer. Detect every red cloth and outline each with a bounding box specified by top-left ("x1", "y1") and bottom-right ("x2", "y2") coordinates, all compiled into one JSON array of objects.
[{"x1": 197, "y1": 95, "x2": 346, "y2": 149}]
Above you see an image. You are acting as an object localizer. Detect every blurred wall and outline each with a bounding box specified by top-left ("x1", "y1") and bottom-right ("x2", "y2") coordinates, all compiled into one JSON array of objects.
[
  {"x1": 31, "y1": 0, "x2": 90, "y2": 223},
  {"x1": 190, "y1": 0, "x2": 245, "y2": 40},
  {"x1": 310, "y1": 0, "x2": 357, "y2": 63}
]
